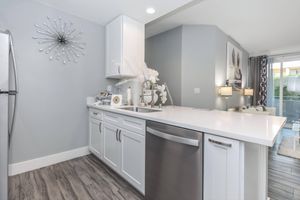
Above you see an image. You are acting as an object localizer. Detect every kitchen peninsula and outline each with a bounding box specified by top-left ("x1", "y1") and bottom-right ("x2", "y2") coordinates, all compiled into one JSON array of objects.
[{"x1": 87, "y1": 102, "x2": 286, "y2": 200}]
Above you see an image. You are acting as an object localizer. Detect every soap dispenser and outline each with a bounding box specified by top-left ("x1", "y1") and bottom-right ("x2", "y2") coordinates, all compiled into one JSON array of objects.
[{"x1": 127, "y1": 86, "x2": 132, "y2": 105}]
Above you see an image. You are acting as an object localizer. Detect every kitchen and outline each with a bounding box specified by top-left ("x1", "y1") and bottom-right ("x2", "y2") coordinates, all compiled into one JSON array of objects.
[{"x1": 1, "y1": 0, "x2": 299, "y2": 200}]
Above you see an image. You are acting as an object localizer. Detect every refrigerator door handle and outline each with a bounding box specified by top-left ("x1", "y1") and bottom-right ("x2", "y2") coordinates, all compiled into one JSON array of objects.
[
  {"x1": 9, "y1": 32, "x2": 18, "y2": 94},
  {"x1": 8, "y1": 31, "x2": 18, "y2": 146},
  {"x1": 0, "y1": 90, "x2": 17, "y2": 95}
]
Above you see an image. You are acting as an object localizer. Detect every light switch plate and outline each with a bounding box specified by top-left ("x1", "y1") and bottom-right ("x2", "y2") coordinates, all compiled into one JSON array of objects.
[{"x1": 194, "y1": 88, "x2": 201, "y2": 94}]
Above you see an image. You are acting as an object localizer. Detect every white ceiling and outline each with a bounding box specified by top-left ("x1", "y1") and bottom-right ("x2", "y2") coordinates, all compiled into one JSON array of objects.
[
  {"x1": 146, "y1": 0, "x2": 300, "y2": 55},
  {"x1": 34, "y1": 0, "x2": 194, "y2": 25}
]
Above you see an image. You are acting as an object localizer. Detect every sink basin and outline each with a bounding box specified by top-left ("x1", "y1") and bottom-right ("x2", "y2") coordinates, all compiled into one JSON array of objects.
[{"x1": 117, "y1": 106, "x2": 162, "y2": 113}]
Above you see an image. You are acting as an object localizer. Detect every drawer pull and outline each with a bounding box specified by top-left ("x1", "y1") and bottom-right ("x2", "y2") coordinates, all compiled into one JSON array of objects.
[
  {"x1": 208, "y1": 138, "x2": 232, "y2": 148},
  {"x1": 98, "y1": 122, "x2": 102, "y2": 134},
  {"x1": 93, "y1": 112, "x2": 98, "y2": 115}
]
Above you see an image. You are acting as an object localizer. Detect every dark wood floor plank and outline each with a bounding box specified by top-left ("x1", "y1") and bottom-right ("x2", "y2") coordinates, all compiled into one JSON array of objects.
[
  {"x1": 59, "y1": 160, "x2": 94, "y2": 200},
  {"x1": 9, "y1": 155, "x2": 143, "y2": 200},
  {"x1": 9, "y1": 175, "x2": 20, "y2": 200},
  {"x1": 86, "y1": 156, "x2": 142, "y2": 200},
  {"x1": 52, "y1": 163, "x2": 79, "y2": 200},
  {"x1": 268, "y1": 184, "x2": 294, "y2": 199},
  {"x1": 39, "y1": 166, "x2": 64, "y2": 200},
  {"x1": 268, "y1": 179, "x2": 294, "y2": 194},
  {"x1": 19, "y1": 172, "x2": 35, "y2": 200},
  {"x1": 81, "y1": 157, "x2": 126, "y2": 200},
  {"x1": 68, "y1": 157, "x2": 118, "y2": 200},
  {"x1": 292, "y1": 166, "x2": 300, "y2": 178},
  {"x1": 8, "y1": 129, "x2": 300, "y2": 200},
  {"x1": 294, "y1": 189, "x2": 300, "y2": 199},
  {"x1": 31, "y1": 170, "x2": 49, "y2": 200},
  {"x1": 268, "y1": 129, "x2": 300, "y2": 200}
]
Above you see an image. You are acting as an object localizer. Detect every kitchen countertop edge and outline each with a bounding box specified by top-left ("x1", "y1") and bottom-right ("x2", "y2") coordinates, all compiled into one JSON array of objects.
[{"x1": 87, "y1": 104, "x2": 287, "y2": 147}]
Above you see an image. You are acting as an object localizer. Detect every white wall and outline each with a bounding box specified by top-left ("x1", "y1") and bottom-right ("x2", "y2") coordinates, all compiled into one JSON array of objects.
[{"x1": 0, "y1": 0, "x2": 112, "y2": 163}]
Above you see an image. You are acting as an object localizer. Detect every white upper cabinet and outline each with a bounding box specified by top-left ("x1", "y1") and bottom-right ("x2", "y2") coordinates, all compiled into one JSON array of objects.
[{"x1": 105, "y1": 15, "x2": 145, "y2": 79}]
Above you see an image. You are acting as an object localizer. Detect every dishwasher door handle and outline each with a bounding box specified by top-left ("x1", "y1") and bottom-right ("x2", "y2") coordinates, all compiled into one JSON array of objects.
[{"x1": 147, "y1": 127, "x2": 199, "y2": 147}]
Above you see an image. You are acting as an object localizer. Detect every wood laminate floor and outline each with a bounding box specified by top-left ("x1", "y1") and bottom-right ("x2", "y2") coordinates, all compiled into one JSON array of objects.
[
  {"x1": 9, "y1": 154, "x2": 144, "y2": 200},
  {"x1": 268, "y1": 128, "x2": 300, "y2": 200},
  {"x1": 9, "y1": 129, "x2": 300, "y2": 200}
]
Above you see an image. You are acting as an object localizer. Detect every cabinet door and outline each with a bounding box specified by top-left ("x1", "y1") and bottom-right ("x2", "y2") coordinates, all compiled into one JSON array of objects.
[
  {"x1": 122, "y1": 16, "x2": 144, "y2": 77},
  {"x1": 103, "y1": 123, "x2": 121, "y2": 172},
  {"x1": 120, "y1": 129, "x2": 145, "y2": 194},
  {"x1": 89, "y1": 118, "x2": 103, "y2": 159},
  {"x1": 204, "y1": 134, "x2": 244, "y2": 200},
  {"x1": 105, "y1": 16, "x2": 122, "y2": 77}
]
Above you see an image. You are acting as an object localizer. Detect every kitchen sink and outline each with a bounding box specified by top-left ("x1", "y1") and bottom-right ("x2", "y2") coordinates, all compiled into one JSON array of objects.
[{"x1": 118, "y1": 106, "x2": 162, "y2": 113}]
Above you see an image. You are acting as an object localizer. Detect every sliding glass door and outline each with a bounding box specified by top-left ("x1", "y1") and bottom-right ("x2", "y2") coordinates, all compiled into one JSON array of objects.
[{"x1": 269, "y1": 58, "x2": 300, "y2": 125}]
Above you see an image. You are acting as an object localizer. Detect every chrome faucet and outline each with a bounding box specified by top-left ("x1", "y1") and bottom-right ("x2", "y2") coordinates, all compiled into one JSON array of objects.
[{"x1": 164, "y1": 82, "x2": 174, "y2": 106}]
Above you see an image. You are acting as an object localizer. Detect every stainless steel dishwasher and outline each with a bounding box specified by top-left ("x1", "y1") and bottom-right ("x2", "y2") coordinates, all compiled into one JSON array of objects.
[{"x1": 145, "y1": 121, "x2": 203, "y2": 200}]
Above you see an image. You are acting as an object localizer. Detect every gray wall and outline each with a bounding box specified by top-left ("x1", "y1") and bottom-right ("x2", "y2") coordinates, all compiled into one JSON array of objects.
[
  {"x1": 146, "y1": 25, "x2": 250, "y2": 110},
  {"x1": 214, "y1": 27, "x2": 250, "y2": 110},
  {"x1": 0, "y1": 0, "x2": 112, "y2": 163},
  {"x1": 145, "y1": 27, "x2": 182, "y2": 105},
  {"x1": 181, "y1": 25, "x2": 216, "y2": 108}
]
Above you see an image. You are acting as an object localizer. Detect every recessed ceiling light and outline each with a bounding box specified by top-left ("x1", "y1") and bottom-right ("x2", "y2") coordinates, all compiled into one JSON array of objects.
[{"x1": 146, "y1": 7, "x2": 156, "y2": 14}]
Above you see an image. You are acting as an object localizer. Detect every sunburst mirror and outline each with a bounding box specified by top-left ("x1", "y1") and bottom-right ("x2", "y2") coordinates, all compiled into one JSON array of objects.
[{"x1": 33, "y1": 16, "x2": 86, "y2": 64}]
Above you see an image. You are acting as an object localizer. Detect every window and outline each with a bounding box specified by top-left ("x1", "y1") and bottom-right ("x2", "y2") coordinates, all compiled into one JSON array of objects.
[{"x1": 269, "y1": 59, "x2": 300, "y2": 125}]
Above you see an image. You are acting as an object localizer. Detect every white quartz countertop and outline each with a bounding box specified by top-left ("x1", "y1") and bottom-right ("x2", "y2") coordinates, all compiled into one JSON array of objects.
[{"x1": 88, "y1": 104, "x2": 286, "y2": 147}]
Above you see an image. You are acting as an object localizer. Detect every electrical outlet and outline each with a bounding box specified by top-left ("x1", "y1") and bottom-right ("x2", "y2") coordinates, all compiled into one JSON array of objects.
[{"x1": 107, "y1": 85, "x2": 112, "y2": 93}]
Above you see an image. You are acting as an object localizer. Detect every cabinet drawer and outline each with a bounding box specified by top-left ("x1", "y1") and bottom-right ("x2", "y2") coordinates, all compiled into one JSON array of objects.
[
  {"x1": 121, "y1": 116, "x2": 145, "y2": 135},
  {"x1": 103, "y1": 112, "x2": 122, "y2": 125},
  {"x1": 89, "y1": 109, "x2": 102, "y2": 120}
]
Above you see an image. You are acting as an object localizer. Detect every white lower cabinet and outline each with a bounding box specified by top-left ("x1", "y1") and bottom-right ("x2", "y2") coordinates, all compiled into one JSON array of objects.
[
  {"x1": 103, "y1": 123, "x2": 121, "y2": 172},
  {"x1": 91, "y1": 111, "x2": 145, "y2": 194},
  {"x1": 89, "y1": 115, "x2": 103, "y2": 159},
  {"x1": 120, "y1": 130, "x2": 145, "y2": 193},
  {"x1": 90, "y1": 110, "x2": 246, "y2": 198},
  {"x1": 204, "y1": 134, "x2": 244, "y2": 200}
]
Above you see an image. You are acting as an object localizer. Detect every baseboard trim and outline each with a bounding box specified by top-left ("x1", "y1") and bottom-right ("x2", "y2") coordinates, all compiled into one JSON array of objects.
[{"x1": 9, "y1": 146, "x2": 90, "y2": 176}]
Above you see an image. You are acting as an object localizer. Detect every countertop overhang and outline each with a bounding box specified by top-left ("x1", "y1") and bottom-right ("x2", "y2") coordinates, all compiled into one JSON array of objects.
[{"x1": 88, "y1": 104, "x2": 287, "y2": 147}]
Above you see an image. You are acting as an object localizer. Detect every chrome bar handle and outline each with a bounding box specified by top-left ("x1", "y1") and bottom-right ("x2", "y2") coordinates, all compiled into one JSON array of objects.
[
  {"x1": 98, "y1": 122, "x2": 102, "y2": 134},
  {"x1": 118, "y1": 130, "x2": 121, "y2": 142},
  {"x1": 147, "y1": 127, "x2": 199, "y2": 147},
  {"x1": 7, "y1": 30, "x2": 19, "y2": 147},
  {"x1": 208, "y1": 138, "x2": 232, "y2": 148},
  {"x1": 116, "y1": 129, "x2": 119, "y2": 141}
]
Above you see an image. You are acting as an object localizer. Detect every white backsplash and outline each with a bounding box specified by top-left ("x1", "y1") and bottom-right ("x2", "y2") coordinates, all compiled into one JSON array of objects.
[{"x1": 112, "y1": 79, "x2": 142, "y2": 106}]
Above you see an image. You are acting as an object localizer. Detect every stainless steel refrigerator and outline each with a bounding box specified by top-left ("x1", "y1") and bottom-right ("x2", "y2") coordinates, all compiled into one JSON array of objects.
[{"x1": 0, "y1": 30, "x2": 18, "y2": 200}]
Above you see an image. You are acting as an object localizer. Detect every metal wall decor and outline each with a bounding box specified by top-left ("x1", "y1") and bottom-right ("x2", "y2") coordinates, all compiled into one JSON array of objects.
[{"x1": 33, "y1": 16, "x2": 85, "y2": 64}]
